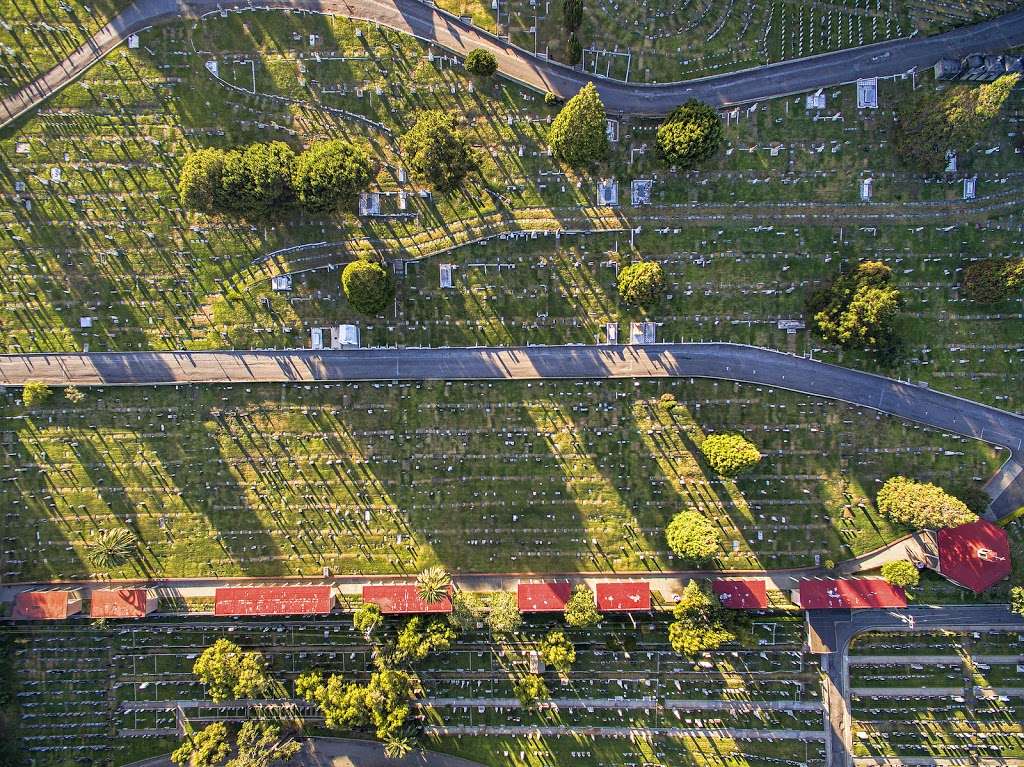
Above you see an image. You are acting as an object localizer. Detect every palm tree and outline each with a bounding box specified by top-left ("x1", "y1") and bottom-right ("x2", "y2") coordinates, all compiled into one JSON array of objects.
[
  {"x1": 415, "y1": 566, "x2": 451, "y2": 605},
  {"x1": 87, "y1": 528, "x2": 137, "y2": 569},
  {"x1": 383, "y1": 734, "x2": 415, "y2": 759}
]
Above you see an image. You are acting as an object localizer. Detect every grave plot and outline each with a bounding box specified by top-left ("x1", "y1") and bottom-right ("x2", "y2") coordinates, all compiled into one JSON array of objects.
[
  {"x1": 850, "y1": 629, "x2": 1024, "y2": 760},
  {"x1": 1, "y1": 613, "x2": 827, "y2": 767},
  {"x1": 0, "y1": 378, "x2": 1002, "y2": 580}
]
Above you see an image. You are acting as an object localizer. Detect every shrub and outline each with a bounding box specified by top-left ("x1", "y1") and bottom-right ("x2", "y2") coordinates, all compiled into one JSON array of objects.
[
  {"x1": 1012, "y1": 586, "x2": 1024, "y2": 616},
  {"x1": 292, "y1": 139, "x2": 373, "y2": 214},
  {"x1": 63, "y1": 385, "x2": 85, "y2": 404},
  {"x1": 464, "y1": 48, "x2": 498, "y2": 76},
  {"x1": 342, "y1": 260, "x2": 395, "y2": 315},
  {"x1": 400, "y1": 111, "x2": 476, "y2": 192},
  {"x1": 21, "y1": 381, "x2": 51, "y2": 408},
  {"x1": 700, "y1": 433, "x2": 762, "y2": 477},
  {"x1": 880, "y1": 560, "x2": 920, "y2": 588},
  {"x1": 178, "y1": 148, "x2": 226, "y2": 212},
  {"x1": 876, "y1": 476, "x2": 977, "y2": 530},
  {"x1": 617, "y1": 261, "x2": 665, "y2": 308},
  {"x1": 563, "y1": 585, "x2": 601, "y2": 627},
  {"x1": 548, "y1": 82, "x2": 608, "y2": 166},
  {"x1": 544, "y1": 91, "x2": 562, "y2": 105},
  {"x1": 656, "y1": 101, "x2": 724, "y2": 168},
  {"x1": 665, "y1": 511, "x2": 720, "y2": 561}
]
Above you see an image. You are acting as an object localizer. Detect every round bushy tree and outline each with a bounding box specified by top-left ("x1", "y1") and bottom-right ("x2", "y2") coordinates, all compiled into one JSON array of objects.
[
  {"x1": 880, "y1": 560, "x2": 920, "y2": 588},
  {"x1": 806, "y1": 260, "x2": 903, "y2": 354},
  {"x1": 617, "y1": 261, "x2": 665, "y2": 308},
  {"x1": 657, "y1": 101, "x2": 724, "y2": 168},
  {"x1": 539, "y1": 630, "x2": 576, "y2": 674},
  {"x1": 464, "y1": 48, "x2": 498, "y2": 77},
  {"x1": 665, "y1": 510, "x2": 719, "y2": 561},
  {"x1": 563, "y1": 585, "x2": 601, "y2": 627},
  {"x1": 342, "y1": 260, "x2": 395, "y2": 315},
  {"x1": 548, "y1": 82, "x2": 608, "y2": 166},
  {"x1": 220, "y1": 141, "x2": 296, "y2": 217},
  {"x1": 192, "y1": 639, "x2": 269, "y2": 703},
  {"x1": 293, "y1": 140, "x2": 373, "y2": 214},
  {"x1": 400, "y1": 110, "x2": 476, "y2": 192},
  {"x1": 178, "y1": 147, "x2": 226, "y2": 212},
  {"x1": 876, "y1": 476, "x2": 977, "y2": 530},
  {"x1": 668, "y1": 581, "x2": 733, "y2": 656},
  {"x1": 486, "y1": 592, "x2": 522, "y2": 636},
  {"x1": 700, "y1": 433, "x2": 762, "y2": 477},
  {"x1": 21, "y1": 380, "x2": 51, "y2": 408}
]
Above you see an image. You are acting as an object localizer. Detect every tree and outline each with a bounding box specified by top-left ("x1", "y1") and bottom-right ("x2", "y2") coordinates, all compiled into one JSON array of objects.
[
  {"x1": 700, "y1": 433, "x2": 762, "y2": 477},
  {"x1": 539, "y1": 630, "x2": 576, "y2": 674},
  {"x1": 1011, "y1": 586, "x2": 1024, "y2": 616},
  {"x1": 342, "y1": 259, "x2": 395, "y2": 315},
  {"x1": 21, "y1": 381, "x2": 51, "y2": 408},
  {"x1": 464, "y1": 48, "x2": 498, "y2": 77},
  {"x1": 548, "y1": 82, "x2": 608, "y2": 166},
  {"x1": 172, "y1": 722, "x2": 231, "y2": 767},
  {"x1": 876, "y1": 476, "x2": 977, "y2": 530},
  {"x1": 563, "y1": 584, "x2": 601, "y2": 627},
  {"x1": 668, "y1": 581, "x2": 734, "y2": 656},
  {"x1": 393, "y1": 617, "x2": 456, "y2": 664},
  {"x1": 486, "y1": 591, "x2": 522, "y2": 636},
  {"x1": 881, "y1": 559, "x2": 920, "y2": 588},
  {"x1": 806, "y1": 261, "x2": 903, "y2": 354},
  {"x1": 227, "y1": 721, "x2": 301, "y2": 767},
  {"x1": 562, "y1": 0, "x2": 583, "y2": 30},
  {"x1": 292, "y1": 139, "x2": 373, "y2": 214},
  {"x1": 220, "y1": 141, "x2": 296, "y2": 217},
  {"x1": 353, "y1": 602, "x2": 383, "y2": 638},
  {"x1": 63, "y1": 385, "x2": 85, "y2": 404},
  {"x1": 87, "y1": 527, "x2": 137, "y2": 569},
  {"x1": 975, "y1": 73, "x2": 1021, "y2": 121},
  {"x1": 179, "y1": 148, "x2": 227, "y2": 213},
  {"x1": 400, "y1": 110, "x2": 475, "y2": 192},
  {"x1": 300, "y1": 668, "x2": 413, "y2": 740},
  {"x1": 665, "y1": 511, "x2": 719, "y2": 562},
  {"x1": 192, "y1": 639, "x2": 269, "y2": 703},
  {"x1": 955, "y1": 483, "x2": 992, "y2": 515},
  {"x1": 513, "y1": 674, "x2": 549, "y2": 707},
  {"x1": 617, "y1": 261, "x2": 665, "y2": 308},
  {"x1": 416, "y1": 565, "x2": 452, "y2": 605},
  {"x1": 565, "y1": 34, "x2": 582, "y2": 67},
  {"x1": 962, "y1": 258, "x2": 1024, "y2": 303},
  {"x1": 449, "y1": 591, "x2": 486, "y2": 630},
  {"x1": 656, "y1": 101, "x2": 724, "y2": 168}
]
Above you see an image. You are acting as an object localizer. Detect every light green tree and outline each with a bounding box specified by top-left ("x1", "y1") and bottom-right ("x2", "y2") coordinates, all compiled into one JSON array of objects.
[
  {"x1": 449, "y1": 591, "x2": 486, "y2": 630},
  {"x1": 171, "y1": 722, "x2": 231, "y2": 767},
  {"x1": 656, "y1": 101, "x2": 724, "y2": 168},
  {"x1": 353, "y1": 602, "x2": 383, "y2": 638},
  {"x1": 617, "y1": 261, "x2": 665, "y2": 308},
  {"x1": 880, "y1": 560, "x2": 920, "y2": 588},
  {"x1": 876, "y1": 477, "x2": 977, "y2": 530},
  {"x1": 563, "y1": 584, "x2": 601, "y2": 627},
  {"x1": 700, "y1": 433, "x2": 762, "y2": 477},
  {"x1": 486, "y1": 592, "x2": 522, "y2": 636},
  {"x1": 539, "y1": 630, "x2": 576, "y2": 674},
  {"x1": 668, "y1": 581, "x2": 734, "y2": 656},
  {"x1": 192, "y1": 639, "x2": 269, "y2": 703},
  {"x1": 665, "y1": 511, "x2": 719, "y2": 562},
  {"x1": 178, "y1": 148, "x2": 227, "y2": 213},
  {"x1": 513, "y1": 674, "x2": 549, "y2": 707},
  {"x1": 21, "y1": 381, "x2": 51, "y2": 408},
  {"x1": 400, "y1": 110, "x2": 476, "y2": 192}
]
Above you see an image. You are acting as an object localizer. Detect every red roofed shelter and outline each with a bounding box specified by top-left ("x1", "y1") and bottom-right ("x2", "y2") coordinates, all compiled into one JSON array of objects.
[
  {"x1": 937, "y1": 519, "x2": 1011, "y2": 594},
  {"x1": 13, "y1": 589, "x2": 82, "y2": 620},
  {"x1": 215, "y1": 586, "x2": 334, "y2": 616},
  {"x1": 713, "y1": 579, "x2": 769, "y2": 609},
  {"x1": 517, "y1": 582, "x2": 572, "y2": 612},
  {"x1": 797, "y1": 578, "x2": 906, "y2": 610},
  {"x1": 90, "y1": 588, "x2": 157, "y2": 618},
  {"x1": 362, "y1": 585, "x2": 452, "y2": 614},
  {"x1": 596, "y1": 582, "x2": 650, "y2": 612}
]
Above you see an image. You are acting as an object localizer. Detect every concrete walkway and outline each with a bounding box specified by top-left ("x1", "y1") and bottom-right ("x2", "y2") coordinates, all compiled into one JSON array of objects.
[{"x1": 3, "y1": 0, "x2": 1024, "y2": 126}]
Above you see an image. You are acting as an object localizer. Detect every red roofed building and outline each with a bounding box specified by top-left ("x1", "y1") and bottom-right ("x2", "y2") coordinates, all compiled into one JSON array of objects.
[
  {"x1": 713, "y1": 579, "x2": 769, "y2": 609},
  {"x1": 215, "y1": 586, "x2": 334, "y2": 616},
  {"x1": 90, "y1": 588, "x2": 158, "y2": 618},
  {"x1": 797, "y1": 578, "x2": 906, "y2": 610},
  {"x1": 937, "y1": 519, "x2": 1011, "y2": 594},
  {"x1": 517, "y1": 582, "x2": 572, "y2": 612},
  {"x1": 362, "y1": 585, "x2": 452, "y2": 615},
  {"x1": 596, "y1": 582, "x2": 650, "y2": 612},
  {"x1": 13, "y1": 589, "x2": 82, "y2": 620}
]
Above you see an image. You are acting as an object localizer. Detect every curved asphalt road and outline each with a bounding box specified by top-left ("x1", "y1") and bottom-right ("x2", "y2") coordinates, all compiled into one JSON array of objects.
[
  {"x1": 2, "y1": 342, "x2": 1022, "y2": 514},
  {"x1": 3, "y1": 0, "x2": 1024, "y2": 126}
]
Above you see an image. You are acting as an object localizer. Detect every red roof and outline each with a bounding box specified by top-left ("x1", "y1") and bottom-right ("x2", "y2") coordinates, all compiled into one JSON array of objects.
[
  {"x1": 938, "y1": 519, "x2": 1011, "y2": 594},
  {"x1": 362, "y1": 585, "x2": 452, "y2": 614},
  {"x1": 798, "y1": 578, "x2": 906, "y2": 610},
  {"x1": 517, "y1": 582, "x2": 572, "y2": 612},
  {"x1": 13, "y1": 590, "x2": 81, "y2": 620},
  {"x1": 214, "y1": 586, "x2": 334, "y2": 616},
  {"x1": 713, "y1": 579, "x2": 769, "y2": 609},
  {"x1": 89, "y1": 589, "x2": 156, "y2": 618},
  {"x1": 596, "y1": 582, "x2": 650, "y2": 612}
]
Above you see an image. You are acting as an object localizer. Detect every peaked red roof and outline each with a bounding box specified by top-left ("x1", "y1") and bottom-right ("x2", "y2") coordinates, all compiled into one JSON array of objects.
[
  {"x1": 517, "y1": 582, "x2": 572, "y2": 612},
  {"x1": 90, "y1": 589, "x2": 156, "y2": 618},
  {"x1": 215, "y1": 586, "x2": 334, "y2": 616},
  {"x1": 713, "y1": 579, "x2": 769, "y2": 609},
  {"x1": 362, "y1": 585, "x2": 452, "y2": 614},
  {"x1": 937, "y1": 519, "x2": 1011, "y2": 594},
  {"x1": 13, "y1": 590, "x2": 81, "y2": 620},
  {"x1": 595, "y1": 582, "x2": 650, "y2": 612},
  {"x1": 798, "y1": 578, "x2": 906, "y2": 610}
]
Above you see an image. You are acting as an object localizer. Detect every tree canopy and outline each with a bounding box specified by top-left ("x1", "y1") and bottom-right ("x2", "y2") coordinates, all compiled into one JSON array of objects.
[
  {"x1": 665, "y1": 510, "x2": 720, "y2": 561},
  {"x1": 806, "y1": 260, "x2": 903, "y2": 354},
  {"x1": 449, "y1": 591, "x2": 486, "y2": 631},
  {"x1": 880, "y1": 560, "x2": 920, "y2": 588},
  {"x1": 464, "y1": 48, "x2": 498, "y2": 77},
  {"x1": 548, "y1": 83, "x2": 608, "y2": 166},
  {"x1": 486, "y1": 592, "x2": 522, "y2": 636},
  {"x1": 700, "y1": 433, "x2": 762, "y2": 477},
  {"x1": 353, "y1": 602, "x2": 383, "y2": 637},
  {"x1": 392, "y1": 618, "x2": 456, "y2": 664},
  {"x1": 668, "y1": 582, "x2": 734, "y2": 656},
  {"x1": 1012, "y1": 586, "x2": 1024, "y2": 616},
  {"x1": 342, "y1": 259, "x2": 395, "y2": 315},
  {"x1": 192, "y1": 639, "x2": 269, "y2": 703},
  {"x1": 298, "y1": 668, "x2": 413, "y2": 740},
  {"x1": 563, "y1": 584, "x2": 601, "y2": 627},
  {"x1": 415, "y1": 565, "x2": 452, "y2": 604},
  {"x1": 513, "y1": 674, "x2": 549, "y2": 706},
  {"x1": 656, "y1": 101, "x2": 724, "y2": 168},
  {"x1": 220, "y1": 141, "x2": 296, "y2": 217},
  {"x1": 21, "y1": 381, "x2": 51, "y2": 408},
  {"x1": 292, "y1": 139, "x2": 373, "y2": 214},
  {"x1": 539, "y1": 630, "x2": 576, "y2": 674},
  {"x1": 400, "y1": 110, "x2": 476, "y2": 192},
  {"x1": 561, "y1": 0, "x2": 582, "y2": 30},
  {"x1": 962, "y1": 258, "x2": 1024, "y2": 302},
  {"x1": 178, "y1": 148, "x2": 226, "y2": 213},
  {"x1": 617, "y1": 261, "x2": 665, "y2": 308},
  {"x1": 876, "y1": 476, "x2": 977, "y2": 530}
]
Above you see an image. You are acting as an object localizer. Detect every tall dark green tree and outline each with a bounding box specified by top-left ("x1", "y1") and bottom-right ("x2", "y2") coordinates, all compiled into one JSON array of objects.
[
  {"x1": 656, "y1": 101, "x2": 724, "y2": 168},
  {"x1": 806, "y1": 261, "x2": 903, "y2": 354},
  {"x1": 464, "y1": 48, "x2": 498, "y2": 77},
  {"x1": 548, "y1": 82, "x2": 608, "y2": 166},
  {"x1": 342, "y1": 260, "x2": 395, "y2": 315},
  {"x1": 400, "y1": 111, "x2": 476, "y2": 192},
  {"x1": 562, "y1": 0, "x2": 583, "y2": 30},
  {"x1": 292, "y1": 139, "x2": 373, "y2": 213},
  {"x1": 179, "y1": 148, "x2": 227, "y2": 212},
  {"x1": 220, "y1": 141, "x2": 296, "y2": 217}
]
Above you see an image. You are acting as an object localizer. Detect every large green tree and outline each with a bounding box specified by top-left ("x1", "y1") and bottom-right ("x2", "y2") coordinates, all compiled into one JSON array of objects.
[
  {"x1": 192, "y1": 639, "x2": 269, "y2": 703},
  {"x1": 342, "y1": 259, "x2": 395, "y2": 315},
  {"x1": 806, "y1": 260, "x2": 903, "y2": 354},
  {"x1": 464, "y1": 48, "x2": 498, "y2": 77},
  {"x1": 563, "y1": 584, "x2": 601, "y2": 627},
  {"x1": 292, "y1": 139, "x2": 373, "y2": 213},
  {"x1": 617, "y1": 261, "x2": 665, "y2": 308},
  {"x1": 962, "y1": 258, "x2": 1024, "y2": 302},
  {"x1": 700, "y1": 433, "x2": 762, "y2": 477},
  {"x1": 656, "y1": 101, "x2": 724, "y2": 168},
  {"x1": 668, "y1": 581, "x2": 734, "y2": 656},
  {"x1": 179, "y1": 148, "x2": 227, "y2": 213},
  {"x1": 486, "y1": 592, "x2": 522, "y2": 636},
  {"x1": 880, "y1": 560, "x2": 920, "y2": 588},
  {"x1": 665, "y1": 511, "x2": 719, "y2": 562},
  {"x1": 220, "y1": 141, "x2": 296, "y2": 217},
  {"x1": 513, "y1": 674, "x2": 549, "y2": 707},
  {"x1": 298, "y1": 668, "x2": 413, "y2": 740},
  {"x1": 449, "y1": 591, "x2": 486, "y2": 630},
  {"x1": 400, "y1": 111, "x2": 476, "y2": 192},
  {"x1": 876, "y1": 476, "x2": 977, "y2": 530},
  {"x1": 548, "y1": 82, "x2": 608, "y2": 166},
  {"x1": 539, "y1": 630, "x2": 576, "y2": 674}
]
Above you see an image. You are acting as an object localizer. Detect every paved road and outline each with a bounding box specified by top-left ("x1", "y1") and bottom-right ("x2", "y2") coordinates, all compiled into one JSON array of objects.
[
  {"x1": 2, "y1": 343, "x2": 1021, "y2": 514},
  {"x1": 3, "y1": 0, "x2": 1024, "y2": 127}
]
